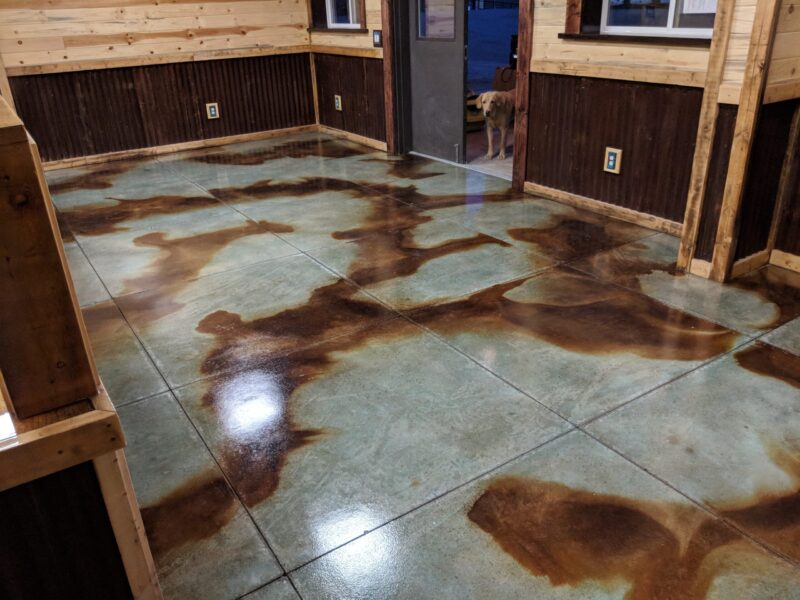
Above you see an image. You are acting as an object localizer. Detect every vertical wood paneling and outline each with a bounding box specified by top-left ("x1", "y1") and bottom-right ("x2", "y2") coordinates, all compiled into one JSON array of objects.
[
  {"x1": 315, "y1": 53, "x2": 386, "y2": 142},
  {"x1": 526, "y1": 73, "x2": 702, "y2": 222},
  {"x1": 134, "y1": 62, "x2": 203, "y2": 147},
  {"x1": 10, "y1": 54, "x2": 315, "y2": 161},
  {"x1": 734, "y1": 99, "x2": 797, "y2": 259},
  {"x1": 695, "y1": 104, "x2": 738, "y2": 260}
]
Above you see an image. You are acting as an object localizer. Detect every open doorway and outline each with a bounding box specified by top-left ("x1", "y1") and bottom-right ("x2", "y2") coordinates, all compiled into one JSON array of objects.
[
  {"x1": 465, "y1": 0, "x2": 519, "y2": 179},
  {"x1": 398, "y1": 0, "x2": 520, "y2": 177}
]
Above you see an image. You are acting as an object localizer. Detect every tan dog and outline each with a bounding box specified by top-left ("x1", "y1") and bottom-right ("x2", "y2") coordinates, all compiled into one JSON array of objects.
[{"x1": 476, "y1": 91, "x2": 515, "y2": 160}]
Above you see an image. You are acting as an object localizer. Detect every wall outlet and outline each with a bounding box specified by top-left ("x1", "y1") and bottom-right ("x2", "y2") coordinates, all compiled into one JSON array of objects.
[
  {"x1": 604, "y1": 147, "x2": 622, "y2": 174},
  {"x1": 334, "y1": 95, "x2": 343, "y2": 112},
  {"x1": 205, "y1": 102, "x2": 220, "y2": 120}
]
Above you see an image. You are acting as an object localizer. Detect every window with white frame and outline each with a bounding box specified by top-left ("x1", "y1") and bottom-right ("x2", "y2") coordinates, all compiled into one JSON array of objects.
[
  {"x1": 601, "y1": 0, "x2": 716, "y2": 38},
  {"x1": 326, "y1": 0, "x2": 361, "y2": 28}
]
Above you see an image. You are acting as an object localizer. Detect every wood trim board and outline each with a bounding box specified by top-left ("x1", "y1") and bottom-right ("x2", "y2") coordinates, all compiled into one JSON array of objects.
[
  {"x1": 677, "y1": 0, "x2": 737, "y2": 271},
  {"x1": 512, "y1": 0, "x2": 534, "y2": 191},
  {"x1": 524, "y1": 181, "x2": 682, "y2": 236}
]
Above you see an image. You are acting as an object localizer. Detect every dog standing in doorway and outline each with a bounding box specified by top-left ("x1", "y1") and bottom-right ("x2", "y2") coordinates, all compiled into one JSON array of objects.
[{"x1": 476, "y1": 90, "x2": 515, "y2": 160}]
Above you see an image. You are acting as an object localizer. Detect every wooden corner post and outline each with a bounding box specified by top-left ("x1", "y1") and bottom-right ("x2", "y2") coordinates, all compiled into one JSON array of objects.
[
  {"x1": 512, "y1": 0, "x2": 534, "y2": 192},
  {"x1": 708, "y1": 0, "x2": 783, "y2": 282},
  {"x1": 677, "y1": 0, "x2": 736, "y2": 272},
  {"x1": 382, "y1": 0, "x2": 397, "y2": 154}
]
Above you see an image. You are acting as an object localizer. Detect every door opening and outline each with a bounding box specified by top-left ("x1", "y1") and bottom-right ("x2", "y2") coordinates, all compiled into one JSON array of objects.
[{"x1": 464, "y1": 0, "x2": 519, "y2": 179}]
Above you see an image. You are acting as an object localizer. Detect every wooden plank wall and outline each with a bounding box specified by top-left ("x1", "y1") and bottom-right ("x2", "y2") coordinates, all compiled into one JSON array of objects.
[
  {"x1": 531, "y1": 0, "x2": 758, "y2": 105},
  {"x1": 765, "y1": 0, "x2": 800, "y2": 103},
  {"x1": 525, "y1": 73, "x2": 703, "y2": 223},
  {"x1": 0, "y1": 0, "x2": 310, "y2": 74},
  {"x1": 314, "y1": 53, "x2": 386, "y2": 141},
  {"x1": 11, "y1": 53, "x2": 315, "y2": 161},
  {"x1": 530, "y1": 0, "x2": 711, "y2": 88},
  {"x1": 310, "y1": 0, "x2": 383, "y2": 55}
]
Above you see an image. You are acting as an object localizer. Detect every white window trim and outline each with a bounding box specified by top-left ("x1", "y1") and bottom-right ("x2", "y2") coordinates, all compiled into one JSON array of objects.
[
  {"x1": 326, "y1": 0, "x2": 361, "y2": 29},
  {"x1": 600, "y1": 0, "x2": 713, "y2": 39}
]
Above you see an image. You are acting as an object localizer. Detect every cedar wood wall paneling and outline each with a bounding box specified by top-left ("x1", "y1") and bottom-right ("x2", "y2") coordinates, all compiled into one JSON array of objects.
[
  {"x1": 0, "y1": 462, "x2": 131, "y2": 600},
  {"x1": 525, "y1": 73, "x2": 702, "y2": 222},
  {"x1": 734, "y1": 99, "x2": 798, "y2": 260},
  {"x1": 314, "y1": 53, "x2": 386, "y2": 142},
  {"x1": 694, "y1": 104, "x2": 738, "y2": 261},
  {"x1": 11, "y1": 53, "x2": 315, "y2": 161}
]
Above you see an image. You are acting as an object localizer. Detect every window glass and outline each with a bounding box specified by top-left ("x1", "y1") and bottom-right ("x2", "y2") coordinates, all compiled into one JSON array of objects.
[
  {"x1": 606, "y1": 0, "x2": 669, "y2": 29},
  {"x1": 602, "y1": 0, "x2": 715, "y2": 37},
  {"x1": 326, "y1": 0, "x2": 359, "y2": 28},
  {"x1": 674, "y1": 0, "x2": 716, "y2": 29},
  {"x1": 419, "y1": 0, "x2": 456, "y2": 39}
]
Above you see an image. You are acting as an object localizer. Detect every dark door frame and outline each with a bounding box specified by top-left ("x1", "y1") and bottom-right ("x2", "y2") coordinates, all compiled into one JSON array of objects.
[{"x1": 511, "y1": 0, "x2": 533, "y2": 191}]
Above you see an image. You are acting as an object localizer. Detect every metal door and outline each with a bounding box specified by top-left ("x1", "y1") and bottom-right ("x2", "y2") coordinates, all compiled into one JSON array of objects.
[{"x1": 408, "y1": 0, "x2": 466, "y2": 162}]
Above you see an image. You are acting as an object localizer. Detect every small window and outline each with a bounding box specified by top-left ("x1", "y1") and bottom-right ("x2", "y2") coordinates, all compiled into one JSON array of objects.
[
  {"x1": 418, "y1": 0, "x2": 456, "y2": 39},
  {"x1": 601, "y1": 0, "x2": 716, "y2": 38},
  {"x1": 326, "y1": 0, "x2": 361, "y2": 29}
]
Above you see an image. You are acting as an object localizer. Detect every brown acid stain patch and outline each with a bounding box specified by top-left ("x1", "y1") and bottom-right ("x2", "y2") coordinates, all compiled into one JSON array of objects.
[
  {"x1": 59, "y1": 175, "x2": 521, "y2": 238},
  {"x1": 61, "y1": 193, "x2": 219, "y2": 236},
  {"x1": 123, "y1": 219, "x2": 294, "y2": 296},
  {"x1": 713, "y1": 442, "x2": 800, "y2": 562},
  {"x1": 466, "y1": 476, "x2": 772, "y2": 599},
  {"x1": 734, "y1": 343, "x2": 800, "y2": 390},
  {"x1": 412, "y1": 269, "x2": 738, "y2": 362},
  {"x1": 364, "y1": 155, "x2": 446, "y2": 180},
  {"x1": 507, "y1": 211, "x2": 649, "y2": 262},
  {"x1": 191, "y1": 138, "x2": 370, "y2": 165},
  {"x1": 140, "y1": 473, "x2": 238, "y2": 558},
  {"x1": 47, "y1": 159, "x2": 146, "y2": 195},
  {"x1": 571, "y1": 240, "x2": 680, "y2": 291},
  {"x1": 729, "y1": 267, "x2": 800, "y2": 330}
]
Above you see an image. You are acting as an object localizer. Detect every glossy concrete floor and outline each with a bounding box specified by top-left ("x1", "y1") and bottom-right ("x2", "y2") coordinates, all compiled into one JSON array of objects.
[{"x1": 49, "y1": 132, "x2": 800, "y2": 600}]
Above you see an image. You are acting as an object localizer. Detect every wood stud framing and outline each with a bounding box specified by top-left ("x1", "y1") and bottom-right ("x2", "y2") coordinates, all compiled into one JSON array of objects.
[
  {"x1": 677, "y1": 0, "x2": 736, "y2": 272},
  {"x1": 709, "y1": 0, "x2": 783, "y2": 282},
  {"x1": 512, "y1": 0, "x2": 534, "y2": 191}
]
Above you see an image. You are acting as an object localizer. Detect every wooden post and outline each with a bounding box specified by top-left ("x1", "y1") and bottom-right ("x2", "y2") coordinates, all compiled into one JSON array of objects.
[
  {"x1": 512, "y1": 0, "x2": 533, "y2": 192},
  {"x1": 0, "y1": 97, "x2": 98, "y2": 418},
  {"x1": 709, "y1": 0, "x2": 783, "y2": 282},
  {"x1": 565, "y1": 0, "x2": 582, "y2": 34},
  {"x1": 677, "y1": 0, "x2": 736, "y2": 271},
  {"x1": 381, "y1": 0, "x2": 397, "y2": 154},
  {"x1": 95, "y1": 449, "x2": 162, "y2": 600},
  {"x1": 0, "y1": 54, "x2": 14, "y2": 112}
]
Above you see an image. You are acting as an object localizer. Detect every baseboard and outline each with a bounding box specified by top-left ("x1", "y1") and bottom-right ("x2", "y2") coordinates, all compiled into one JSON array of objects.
[
  {"x1": 730, "y1": 249, "x2": 771, "y2": 278},
  {"x1": 43, "y1": 125, "x2": 319, "y2": 171},
  {"x1": 43, "y1": 122, "x2": 390, "y2": 171},
  {"x1": 318, "y1": 125, "x2": 388, "y2": 151},
  {"x1": 770, "y1": 249, "x2": 800, "y2": 273},
  {"x1": 689, "y1": 258, "x2": 712, "y2": 278},
  {"x1": 523, "y1": 181, "x2": 683, "y2": 236}
]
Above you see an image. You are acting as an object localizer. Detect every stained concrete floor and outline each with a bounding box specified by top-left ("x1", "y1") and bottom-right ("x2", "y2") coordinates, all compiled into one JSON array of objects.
[{"x1": 49, "y1": 132, "x2": 800, "y2": 600}]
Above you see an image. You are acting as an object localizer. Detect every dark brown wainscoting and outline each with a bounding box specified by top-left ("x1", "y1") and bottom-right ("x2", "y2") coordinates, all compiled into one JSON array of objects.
[
  {"x1": 776, "y1": 104, "x2": 800, "y2": 256},
  {"x1": 525, "y1": 73, "x2": 703, "y2": 222},
  {"x1": 10, "y1": 53, "x2": 316, "y2": 162},
  {"x1": 694, "y1": 104, "x2": 738, "y2": 261},
  {"x1": 0, "y1": 462, "x2": 131, "y2": 600},
  {"x1": 734, "y1": 100, "x2": 798, "y2": 260},
  {"x1": 314, "y1": 53, "x2": 386, "y2": 142}
]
